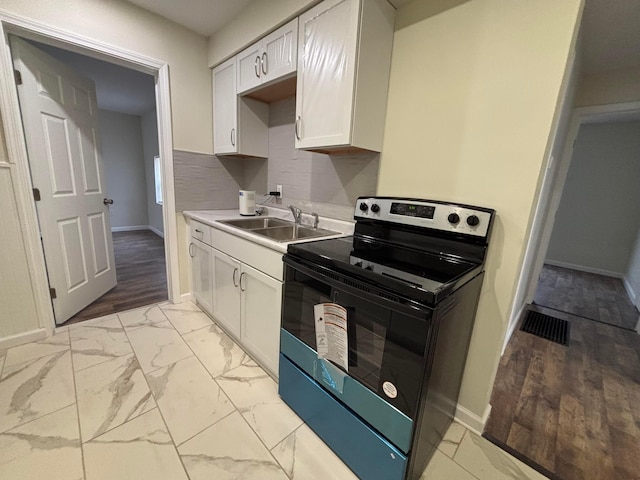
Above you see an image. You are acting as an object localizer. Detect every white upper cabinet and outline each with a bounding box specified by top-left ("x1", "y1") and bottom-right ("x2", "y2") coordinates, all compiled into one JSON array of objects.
[
  {"x1": 295, "y1": 0, "x2": 395, "y2": 153},
  {"x1": 213, "y1": 57, "x2": 268, "y2": 157},
  {"x1": 237, "y1": 18, "x2": 299, "y2": 95},
  {"x1": 212, "y1": 57, "x2": 237, "y2": 154}
]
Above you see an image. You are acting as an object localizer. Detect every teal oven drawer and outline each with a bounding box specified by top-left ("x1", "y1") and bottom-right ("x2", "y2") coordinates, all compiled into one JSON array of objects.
[
  {"x1": 279, "y1": 354, "x2": 407, "y2": 480},
  {"x1": 280, "y1": 329, "x2": 413, "y2": 454}
]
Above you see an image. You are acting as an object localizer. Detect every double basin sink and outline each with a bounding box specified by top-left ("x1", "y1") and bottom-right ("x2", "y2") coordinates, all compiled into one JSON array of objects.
[{"x1": 219, "y1": 217, "x2": 340, "y2": 242}]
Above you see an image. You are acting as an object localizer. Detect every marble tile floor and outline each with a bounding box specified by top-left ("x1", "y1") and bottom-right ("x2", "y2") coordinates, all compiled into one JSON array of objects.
[{"x1": 0, "y1": 301, "x2": 548, "y2": 480}]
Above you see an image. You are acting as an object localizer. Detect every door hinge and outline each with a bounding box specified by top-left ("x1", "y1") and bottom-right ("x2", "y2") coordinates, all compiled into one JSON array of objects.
[
  {"x1": 33, "y1": 188, "x2": 41, "y2": 201},
  {"x1": 49, "y1": 287, "x2": 57, "y2": 299},
  {"x1": 14, "y1": 69, "x2": 22, "y2": 85}
]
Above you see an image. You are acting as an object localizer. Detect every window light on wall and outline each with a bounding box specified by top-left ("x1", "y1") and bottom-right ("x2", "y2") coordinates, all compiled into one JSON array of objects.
[{"x1": 154, "y1": 155, "x2": 163, "y2": 205}]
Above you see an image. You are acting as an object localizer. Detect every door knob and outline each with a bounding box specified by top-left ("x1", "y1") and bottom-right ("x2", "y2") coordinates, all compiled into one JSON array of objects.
[{"x1": 103, "y1": 198, "x2": 114, "y2": 205}]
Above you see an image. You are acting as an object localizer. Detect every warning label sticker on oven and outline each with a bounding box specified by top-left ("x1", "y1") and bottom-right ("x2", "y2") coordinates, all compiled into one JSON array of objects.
[
  {"x1": 314, "y1": 303, "x2": 348, "y2": 372},
  {"x1": 382, "y1": 381, "x2": 398, "y2": 399}
]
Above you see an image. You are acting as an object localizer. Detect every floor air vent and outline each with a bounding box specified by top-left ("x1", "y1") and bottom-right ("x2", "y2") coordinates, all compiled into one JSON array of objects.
[{"x1": 520, "y1": 310, "x2": 570, "y2": 346}]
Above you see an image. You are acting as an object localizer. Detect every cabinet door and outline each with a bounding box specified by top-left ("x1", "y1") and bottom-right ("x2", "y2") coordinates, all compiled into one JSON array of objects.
[
  {"x1": 237, "y1": 41, "x2": 262, "y2": 95},
  {"x1": 191, "y1": 240, "x2": 213, "y2": 315},
  {"x1": 213, "y1": 57, "x2": 238, "y2": 154},
  {"x1": 212, "y1": 248, "x2": 241, "y2": 339},
  {"x1": 240, "y1": 264, "x2": 282, "y2": 377},
  {"x1": 262, "y1": 18, "x2": 298, "y2": 85},
  {"x1": 295, "y1": 0, "x2": 359, "y2": 149}
]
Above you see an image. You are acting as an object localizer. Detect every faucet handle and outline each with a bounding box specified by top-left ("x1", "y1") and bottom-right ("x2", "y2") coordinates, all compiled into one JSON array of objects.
[{"x1": 311, "y1": 212, "x2": 319, "y2": 229}]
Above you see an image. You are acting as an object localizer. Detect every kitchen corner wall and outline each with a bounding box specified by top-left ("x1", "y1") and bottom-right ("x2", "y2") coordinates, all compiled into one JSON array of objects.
[{"x1": 174, "y1": 97, "x2": 378, "y2": 219}]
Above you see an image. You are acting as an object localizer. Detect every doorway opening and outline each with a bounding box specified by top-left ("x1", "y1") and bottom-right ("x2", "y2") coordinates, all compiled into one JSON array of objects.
[
  {"x1": 11, "y1": 37, "x2": 168, "y2": 326},
  {"x1": 485, "y1": 102, "x2": 640, "y2": 480},
  {"x1": 0, "y1": 17, "x2": 179, "y2": 333}
]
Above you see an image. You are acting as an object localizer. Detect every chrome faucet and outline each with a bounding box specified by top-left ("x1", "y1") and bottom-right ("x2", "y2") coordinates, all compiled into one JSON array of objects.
[{"x1": 289, "y1": 205, "x2": 302, "y2": 224}]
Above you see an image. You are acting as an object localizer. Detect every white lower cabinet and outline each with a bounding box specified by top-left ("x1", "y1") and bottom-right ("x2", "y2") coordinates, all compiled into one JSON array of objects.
[
  {"x1": 240, "y1": 263, "x2": 282, "y2": 376},
  {"x1": 212, "y1": 249, "x2": 241, "y2": 339},
  {"x1": 190, "y1": 239, "x2": 214, "y2": 315},
  {"x1": 210, "y1": 245, "x2": 282, "y2": 377},
  {"x1": 189, "y1": 219, "x2": 284, "y2": 377}
]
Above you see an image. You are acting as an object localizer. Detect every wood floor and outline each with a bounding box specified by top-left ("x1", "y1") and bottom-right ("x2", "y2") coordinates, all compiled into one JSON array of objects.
[
  {"x1": 534, "y1": 264, "x2": 639, "y2": 331},
  {"x1": 64, "y1": 230, "x2": 167, "y2": 325},
  {"x1": 484, "y1": 304, "x2": 640, "y2": 480}
]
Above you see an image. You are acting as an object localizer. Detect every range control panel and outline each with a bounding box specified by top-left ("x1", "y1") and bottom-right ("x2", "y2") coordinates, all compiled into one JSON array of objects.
[{"x1": 354, "y1": 197, "x2": 493, "y2": 238}]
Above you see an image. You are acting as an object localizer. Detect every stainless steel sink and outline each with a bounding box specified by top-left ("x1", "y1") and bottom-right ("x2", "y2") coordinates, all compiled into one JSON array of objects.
[
  {"x1": 251, "y1": 225, "x2": 340, "y2": 242},
  {"x1": 220, "y1": 217, "x2": 293, "y2": 229},
  {"x1": 218, "y1": 216, "x2": 341, "y2": 242}
]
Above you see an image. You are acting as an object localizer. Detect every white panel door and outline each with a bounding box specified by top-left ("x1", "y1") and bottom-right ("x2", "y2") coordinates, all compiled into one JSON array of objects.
[
  {"x1": 12, "y1": 37, "x2": 117, "y2": 325},
  {"x1": 295, "y1": 0, "x2": 359, "y2": 149},
  {"x1": 191, "y1": 240, "x2": 213, "y2": 315},
  {"x1": 240, "y1": 263, "x2": 282, "y2": 377},
  {"x1": 213, "y1": 57, "x2": 238, "y2": 154},
  {"x1": 212, "y1": 248, "x2": 241, "y2": 339}
]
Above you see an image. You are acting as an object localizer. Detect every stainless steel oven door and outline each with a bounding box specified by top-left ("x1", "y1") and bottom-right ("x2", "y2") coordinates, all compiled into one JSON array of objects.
[{"x1": 281, "y1": 256, "x2": 433, "y2": 418}]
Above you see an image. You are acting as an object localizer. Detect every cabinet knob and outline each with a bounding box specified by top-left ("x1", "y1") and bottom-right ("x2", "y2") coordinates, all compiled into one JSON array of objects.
[{"x1": 254, "y1": 56, "x2": 261, "y2": 78}]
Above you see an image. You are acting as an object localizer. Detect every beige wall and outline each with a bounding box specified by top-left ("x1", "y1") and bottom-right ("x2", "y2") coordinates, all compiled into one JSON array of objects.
[
  {"x1": 379, "y1": 0, "x2": 583, "y2": 420},
  {"x1": 208, "y1": 0, "x2": 317, "y2": 67},
  {"x1": 575, "y1": 65, "x2": 640, "y2": 107},
  {"x1": 1, "y1": 0, "x2": 212, "y2": 154}
]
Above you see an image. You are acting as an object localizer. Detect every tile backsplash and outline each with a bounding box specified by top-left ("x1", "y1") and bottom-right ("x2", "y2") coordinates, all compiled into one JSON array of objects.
[{"x1": 173, "y1": 96, "x2": 379, "y2": 218}]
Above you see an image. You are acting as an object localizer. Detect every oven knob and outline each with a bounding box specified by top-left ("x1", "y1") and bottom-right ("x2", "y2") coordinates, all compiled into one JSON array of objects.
[
  {"x1": 371, "y1": 203, "x2": 380, "y2": 213},
  {"x1": 448, "y1": 213, "x2": 460, "y2": 224},
  {"x1": 466, "y1": 215, "x2": 480, "y2": 227},
  {"x1": 359, "y1": 202, "x2": 368, "y2": 212}
]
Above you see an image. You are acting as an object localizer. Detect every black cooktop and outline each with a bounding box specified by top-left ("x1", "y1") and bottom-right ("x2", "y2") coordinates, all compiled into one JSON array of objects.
[{"x1": 286, "y1": 235, "x2": 483, "y2": 305}]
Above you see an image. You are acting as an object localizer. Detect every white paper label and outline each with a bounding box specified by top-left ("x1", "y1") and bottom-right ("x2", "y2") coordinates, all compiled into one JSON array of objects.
[
  {"x1": 382, "y1": 381, "x2": 398, "y2": 399},
  {"x1": 314, "y1": 303, "x2": 348, "y2": 372}
]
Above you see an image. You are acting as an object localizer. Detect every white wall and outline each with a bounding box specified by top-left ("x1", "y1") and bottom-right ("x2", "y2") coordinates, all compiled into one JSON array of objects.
[
  {"x1": 1, "y1": 0, "x2": 212, "y2": 154},
  {"x1": 142, "y1": 108, "x2": 163, "y2": 235},
  {"x1": 208, "y1": 0, "x2": 316, "y2": 66},
  {"x1": 99, "y1": 109, "x2": 148, "y2": 229},
  {"x1": 0, "y1": 109, "x2": 41, "y2": 343},
  {"x1": 378, "y1": 0, "x2": 583, "y2": 425},
  {"x1": 546, "y1": 121, "x2": 640, "y2": 275}
]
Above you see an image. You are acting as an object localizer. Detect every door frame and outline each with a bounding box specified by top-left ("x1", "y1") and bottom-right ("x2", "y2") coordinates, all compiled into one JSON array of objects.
[
  {"x1": 0, "y1": 12, "x2": 180, "y2": 332},
  {"x1": 505, "y1": 99, "x2": 640, "y2": 350}
]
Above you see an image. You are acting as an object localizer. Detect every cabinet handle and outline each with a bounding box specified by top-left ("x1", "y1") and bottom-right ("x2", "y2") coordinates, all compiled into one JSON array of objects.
[
  {"x1": 233, "y1": 267, "x2": 239, "y2": 287},
  {"x1": 240, "y1": 272, "x2": 246, "y2": 292},
  {"x1": 195, "y1": 229, "x2": 202, "y2": 234},
  {"x1": 254, "y1": 56, "x2": 261, "y2": 78},
  {"x1": 188, "y1": 243, "x2": 194, "y2": 258},
  {"x1": 230, "y1": 128, "x2": 236, "y2": 146},
  {"x1": 261, "y1": 52, "x2": 267, "y2": 75},
  {"x1": 295, "y1": 116, "x2": 301, "y2": 140}
]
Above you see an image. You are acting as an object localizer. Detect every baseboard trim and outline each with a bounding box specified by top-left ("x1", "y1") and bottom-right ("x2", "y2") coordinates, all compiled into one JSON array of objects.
[
  {"x1": 0, "y1": 328, "x2": 47, "y2": 350},
  {"x1": 111, "y1": 225, "x2": 149, "y2": 232},
  {"x1": 454, "y1": 403, "x2": 488, "y2": 436},
  {"x1": 622, "y1": 276, "x2": 638, "y2": 305},
  {"x1": 179, "y1": 292, "x2": 193, "y2": 303},
  {"x1": 544, "y1": 260, "x2": 622, "y2": 278},
  {"x1": 148, "y1": 225, "x2": 165, "y2": 238},
  {"x1": 111, "y1": 225, "x2": 165, "y2": 239}
]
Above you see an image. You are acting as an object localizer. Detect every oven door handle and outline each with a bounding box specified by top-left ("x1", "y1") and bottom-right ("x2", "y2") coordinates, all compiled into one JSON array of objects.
[{"x1": 284, "y1": 256, "x2": 431, "y2": 317}]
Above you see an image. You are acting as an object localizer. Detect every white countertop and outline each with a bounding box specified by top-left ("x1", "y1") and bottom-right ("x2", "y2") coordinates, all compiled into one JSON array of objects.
[{"x1": 183, "y1": 206, "x2": 354, "y2": 254}]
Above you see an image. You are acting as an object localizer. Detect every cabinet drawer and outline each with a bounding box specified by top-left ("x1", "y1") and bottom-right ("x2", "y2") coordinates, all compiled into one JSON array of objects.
[
  {"x1": 212, "y1": 228, "x2": 283, "y2": 281},
  {"x1": 190, "y1": 220, "x2": 211, "y2": 246}
]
